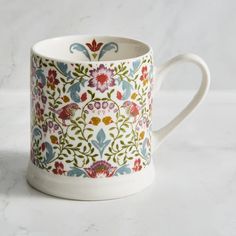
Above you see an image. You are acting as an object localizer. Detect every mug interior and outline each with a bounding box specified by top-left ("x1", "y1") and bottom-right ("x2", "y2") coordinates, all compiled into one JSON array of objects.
[{"x1": 32, "y1": 35, "x2": 151, "y2": 63}]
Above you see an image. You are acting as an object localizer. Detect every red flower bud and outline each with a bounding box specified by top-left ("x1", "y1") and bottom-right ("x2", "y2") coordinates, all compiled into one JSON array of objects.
[
  {"x1": 41, "y1": 143, "x2": 45, "y2": 151},
  {"x1": 117, "y1": 91, "x2": 122, "y2": 100},
  {"x1": 81, "y1": 92, "x2": 87, "y2": 102}
]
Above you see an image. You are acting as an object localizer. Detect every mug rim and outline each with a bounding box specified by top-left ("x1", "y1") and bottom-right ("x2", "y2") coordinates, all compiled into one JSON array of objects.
[{"x1": 31, "y1": 35, "x2": 153, "y2": 64}]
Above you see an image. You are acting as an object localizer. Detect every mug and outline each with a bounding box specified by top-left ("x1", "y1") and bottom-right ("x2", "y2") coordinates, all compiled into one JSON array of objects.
[{"x1": 27, "y1": 35, "x2": 210, "y2": 200}]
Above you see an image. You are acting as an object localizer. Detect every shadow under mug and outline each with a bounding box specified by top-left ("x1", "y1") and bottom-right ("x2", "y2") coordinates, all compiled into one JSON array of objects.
[{"x1": 27, "y1": 35, "x2": 210, "y2": 200}]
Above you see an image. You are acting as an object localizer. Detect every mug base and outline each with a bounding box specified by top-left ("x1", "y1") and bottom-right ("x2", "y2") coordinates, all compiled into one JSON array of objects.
[{"x1": 26, "y1": 161, "x2": 155, "y2": 200}]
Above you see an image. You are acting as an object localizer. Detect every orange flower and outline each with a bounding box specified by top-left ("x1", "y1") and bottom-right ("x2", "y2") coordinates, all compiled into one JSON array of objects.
[
  {"x1": 139, "y1": 131, "x2": 145, "y2": 140},
  {"x1": 62, "y1": 95, "x2": 70, "y2": 103},
  {"x1": 131, "y1": 93, "x2": 138, "y2": 100},
  {"x1": 102, "y1": 116, "x2": 113, "y2": 125},
  {"x1": 143, "y1": 79, "x2": 148, "y2": 86},
  {"x1": 50, "y1": 135, "x2": 58, "y2": 144},
  {"x1": 89, "y1": 117, "x2": 101, "y2": 126}
]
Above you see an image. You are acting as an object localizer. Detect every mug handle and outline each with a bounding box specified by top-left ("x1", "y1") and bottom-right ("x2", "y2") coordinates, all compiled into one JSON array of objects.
[{"x1": 152, "y1": 53, "x2": 210, "y2": 152}]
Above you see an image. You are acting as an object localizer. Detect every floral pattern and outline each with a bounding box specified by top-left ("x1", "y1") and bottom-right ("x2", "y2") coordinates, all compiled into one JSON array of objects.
[
  {"x1": 70, "y1": 39, "x2": 119, "y2": 61},
  {"x1": 53, "y1": 161, "x2": 66, "y2": 175},
  {"x1": 88, "y1": 64, "x2": 115, "y2": 92},
  {"x1": 85, "y1": 160, "x2": 117, "y2": 178},
  {"x1": 31, "y1": 40, "x2": 153, "y2": 178}
]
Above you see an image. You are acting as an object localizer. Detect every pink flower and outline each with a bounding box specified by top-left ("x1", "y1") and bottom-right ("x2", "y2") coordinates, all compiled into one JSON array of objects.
[
  {"x1": 94, "y1": 101, "x2": 101, "y2": 109},
  {"x1": 52, "y1": 162, "x2": 65, "y2": 175},
  {"x1": 85, "y1": 160, "x2": 117, "y2": 178},
  {"x1": 102, "y1": 101, "x2": 108, "y2": 109},
  {"x1": 132, "y1": 159, "x2": 142, "y2": 172},
  {"x1": 88, "y1": 65, "x2": 115, "y2": 93}
]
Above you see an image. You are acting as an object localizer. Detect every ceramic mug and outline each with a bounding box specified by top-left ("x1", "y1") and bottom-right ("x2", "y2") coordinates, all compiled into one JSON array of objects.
[{"x1": 27, "y1": 35, "x2": 210, "y2": 200}]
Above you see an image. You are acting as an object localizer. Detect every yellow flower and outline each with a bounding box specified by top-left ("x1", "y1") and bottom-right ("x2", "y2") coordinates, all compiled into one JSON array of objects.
[
  {"x1": 131, "y1": 93, "x2": 138, "y2": 100},
  {"x1": 50, "y1": 135, "x2": 58, "y2": 144},
  {"x1": 89, "y1": 117, "x2": 101, "y2": 126},
  {"x1": 102, "y1": 116, "x2": 113, "y2": 125},
  {"x1": 143, "y1": 79, "x2": 148, "y2": 86},
  {"x1": 139, "y1": 131, "x2": 145, "y2": 140},
  {"x1": 62, "y1": 95, "x2": 70, "y2": 103}
]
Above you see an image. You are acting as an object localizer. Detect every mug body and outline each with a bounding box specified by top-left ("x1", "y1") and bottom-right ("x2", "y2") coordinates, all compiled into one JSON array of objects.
[{"x1": 27, "y1": 35, "x2": 155, "y2": 200}]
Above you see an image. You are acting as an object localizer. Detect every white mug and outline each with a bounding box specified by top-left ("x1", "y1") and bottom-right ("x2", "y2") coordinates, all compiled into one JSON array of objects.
[{"x1": 27, "y1": 35, "x2": 210, "y2": 200}]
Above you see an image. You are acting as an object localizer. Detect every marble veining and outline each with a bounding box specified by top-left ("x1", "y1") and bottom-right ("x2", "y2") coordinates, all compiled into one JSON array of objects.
[{"x1": 0, "y1": 0, "x2": 235, "y2": 90}]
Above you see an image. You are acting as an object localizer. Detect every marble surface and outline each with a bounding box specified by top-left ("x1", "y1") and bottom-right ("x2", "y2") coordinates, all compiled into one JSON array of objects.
[
  {"x1": 0, "y1": 0, "x2": 235, "y2": 90},
  {"x1": 0, "y1": 90, "x2": 235, "y2": 235}
]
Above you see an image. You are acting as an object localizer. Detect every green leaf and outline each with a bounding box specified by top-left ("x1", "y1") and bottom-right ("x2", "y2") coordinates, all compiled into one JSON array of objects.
[
  {"x1": 75, "y1": 130, "x2": 80, "y2": 135},
  {"x1": 109, "y1": 127, "x2": 116, "y2": 131},
  {"x1": 71, "y1": 126, "x2": 77, "y2": 131},
  {"x1": 69, "y1": 136, "x2": 75, "y2": 140},
  {"x1": 72, "y1": 72, "x2": 79, "y2": 77},
  {"x1": 117, "y1": 152, "x2": 124, "y2": 156},
  {"x1": 120, "y1": 140, "x2": 125, "y2": 145},
  {"x1": 86, "y1": 128, "x2": 94, "y2": 131}
]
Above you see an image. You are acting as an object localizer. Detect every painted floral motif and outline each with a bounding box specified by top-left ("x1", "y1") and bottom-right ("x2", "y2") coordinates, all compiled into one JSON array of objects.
[
  {"x1": 49, "y1": 103, "x2": 80, "y2": 126},
  {"x1": 88, "y1": 64, "x2": 115, "y2": 92},
  {"x1": 132, "y1": 159, "x2": 142, "y2": 172},
  {"x1": 85, "y1": 160, "x2": 116, "y2": 178},
  {"x1": 53, "y1": 161, "x2": 66, "y2": 175},
  {"x1": 35, "y1": 102, "x2": 44, "y2": 122},
  {"x1": 86, "y1": 39, "x2": 103, "y2": 52},
  {"x1": 140, "y1": 66, "x2": 149, "y2": 85},
  {"x1": 31, "y1": 41, "x2": 153, "y2": 178},
  {"x1": 70, "y1": 39, "x2": 118, "y2": 61},
  {"x1": 47, "y1": 69, "x2": 59, "y2": 90}
]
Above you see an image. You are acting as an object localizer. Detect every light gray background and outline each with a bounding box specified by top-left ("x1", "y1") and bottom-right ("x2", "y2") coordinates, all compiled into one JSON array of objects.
[{"x1": 0, "y1": 0, "x2": 235, "y2": 90}]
